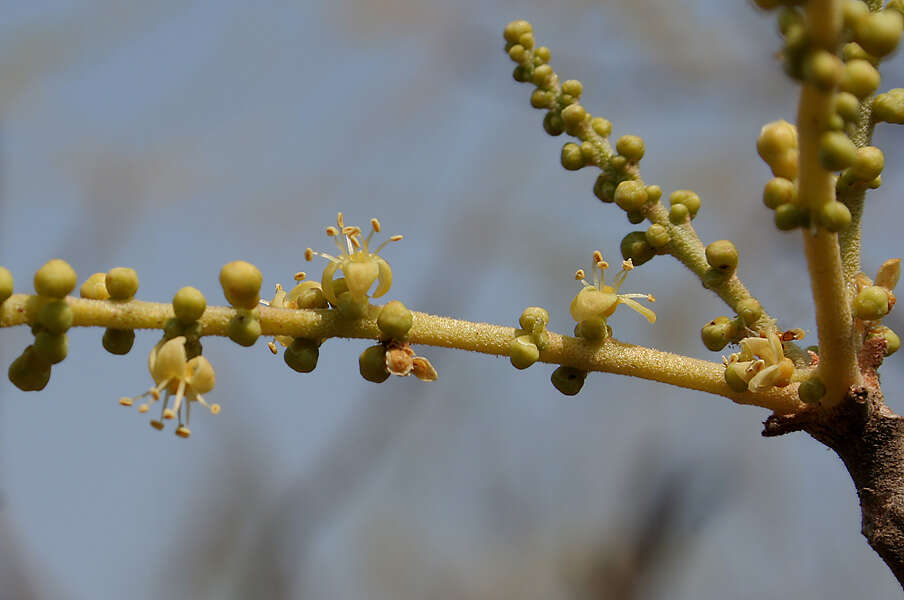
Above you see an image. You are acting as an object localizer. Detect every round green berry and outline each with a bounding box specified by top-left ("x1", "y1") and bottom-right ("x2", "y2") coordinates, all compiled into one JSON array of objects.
[
  {"x1": 219, "y1": 261, "x2": 262, "y2": 309},
  {"x1": 550, "y1": 366, "x2": 587, "y2": 396},
  {"x1": 543, "y1": 112, "x2": 565, "y2": 136},
  {"x1": 34, "y1": 259, "x2": 76, "y2": 298},
  {"x1": 561, "y1": 79, "x2": 583, "y2": 98},
  {"x1": 853, "y1": 285, "x2": 892, "y2": 321},
  {"x1": 8, "y1": 346, "x2": 51, "y2": 392},
  {"x1": 38, "y1": 300, "x2": 73, "y2": 335},
  {"x1": 591, "y1": 117, "x2": 612, "y2": 137},
  {"x1": 102, "y1": 328, "x2": 135, "y2": 355},
  {"x1": 79, "y1": 273, "x2": 109, "y2": 300},
  {"x1": 561, "y1": 143, "x2": 585, "y2": 171},
  {"x1": 819, "y1": 131, "x2": 857, "y2": 171},
  {"x1": 0, "y1": 266, "x2": 12, "y2": 304},
  {"x1": 284, "y1": 338, "x2": 319, "y2": 373},
  {"x1": 763, "y1": 177, "x2": 796, "y2": 209},
  {"x1": 849, "y1": 146, "x2": 884, "y2": 181},
  {"x1": 359, "y1": 344, "x2": 390, "y2": 383},
  {"x1": 705, "y1": 240, "x2": 739, "y2": 275},
  {"x1": 841, "y1": 59, "x2": 880, "y2": 99},
  {"x1": 172, "y1": 286, "x2": 207, "y2": 324},
  {"x1": 227, "y1": 309, "x2": 261, "y2": 346},
  {"x1": 868, "y1": 325, "x2": 901, "y2": 356},
  {"x1": 803, "y1": 50, "x2": 841, "y2": 90},
  {"x1": 798, "y1": 376, "x2": 826, "y2": 404},
  {"x1": 616, "y1": 135, "x2": 645, "y2": 162},
  {"x1": 509, "y1": 335, "x2": 540, "y2": 370},
  {"x1": 645, "y1": 224, "x2": 670, "y2": 248},
  {"x1": 620, "y1": 231, "x2": 655, "y2": 267},
  {"x1": 378, "y1": 300, "x2": 413, "y2": 339},
  {"x1": 614, "y1": 180, "x2": 648, "y2": 211},
  {"x1": 818, "y1": 201, "x2": 852, "y2": 232},
  {"x1": 775, "y1": 203, "x2": 805, "y2": 231},
  {"x1": 854, "y1": 10, "x2": 903, "y2": 58},
  {"x1": 33, "y1": 331, "x2": 67, "y2": 364},
  {"x1": 105, "y1": 267, "x2": 139, "y2": 300},
  {"x1": 669, "y1": 203, "x2": 690, "y2": 225},
  {"x1": 670, "y1": 190, "x2": 701, "y2": 218},
  {"x1": 737, "y1": 298, "x2": 763, "y2": 326}
]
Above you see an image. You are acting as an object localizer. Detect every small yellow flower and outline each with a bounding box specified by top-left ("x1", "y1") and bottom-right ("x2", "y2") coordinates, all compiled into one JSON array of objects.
[
  {"x1": 118, "y1": 336, "x2": 219, "y2": 437},
  {"x1": 304, "y1": 213, "x2": 402, "y2": 308},
  {"x1": 570, "y1": 251, "x2": 656, "y2": 325},
  {"x1": 724, "y1": 332, "x2": 795, "y2": 392}
]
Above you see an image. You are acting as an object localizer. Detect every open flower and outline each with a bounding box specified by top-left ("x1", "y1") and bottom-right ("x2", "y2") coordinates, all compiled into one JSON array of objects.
[
  {"x1": 570, "y1": 251, "x2": 656, "y2": 325},
  {"x1": 304, "y1": 213, "x2": 402, "y2": 310},
  {"x1": 724, "y1": 332, "x2": 795, "y2": 393},
  {"x1": 118, "y1": 336, "x2": 219, "y2": 437}
]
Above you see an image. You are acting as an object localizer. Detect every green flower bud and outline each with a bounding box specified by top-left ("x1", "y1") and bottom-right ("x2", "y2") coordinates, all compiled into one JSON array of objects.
[
  {"x1": 705, "y1": 240, "x2": 739, "y2": 275},
  {"x1": 853, "y1": 10, "x2": 903, "y2": 58},
  {"x1": 333, "y1": 291, "x2": 368, "y2": 319},
  {"x1": 33, "y1": 331, "x2": 67, "y2": 364},
  {"x1": 645, "y1": 224, "x2": 670, "y2": 248},
  {"x1": 532, "y1": 64, "x2": 553, "y2": 88},
  {"x1": 614, "y1": 180, "x2": 648, "y2": 211},
  {"x1": 378, "y1": 300, "x2": 413, "y2": 339},
  {"x1": 591, "y1": 117, "x2": 612, "y2": 137},
  {"x1": 561, "y1": 79, "x2": 583, "y2": 98},
  {"x1": 561, "y1": 143, "x2": 585, "y2": 171},
  {"x1": 289, "y1": 281, "x2": 329, "y2": 309},
  {"x1": 550, "y1": 366, "x2": 587, "y2": 396},
  {"x1": 105, "y1": 267, "x2": 139, "y2": 300},
  {"x1": 868, "y1": 325, "x2": 901, "y2": 356},
  {"x1": 836, "y1": 92, "x2": 861, "y2": 122},
  {"x1": 778, "y1": 7, "x2": 804, "y2": 34},
  {"x1": 284, "y1": 338, "x2": 319, "y2": 373},
  {"x1": 818, "y1": 201, "x2": 852, "y2": 232},
  {"x1": 38, "y1": 300, "x2": 73, "y2": 335},
  {"x1": 34, "y1": 259, "x2": 76, "y2": 298},
  {"x1": 724, "y1": 362, "x2": 750, "y2": 393},
  {"x1": 220, "y1": 261, "x2": 262, "y2": 309},
  {"x1": 172, "y1": 286, "x2": 207, "y2": 324},
  {"x1": 763, "y1": 177, "x2": 796, "y2": 209},
  {"x1": 507, "y1": 44, "x2": 526, "y2": 63},
  {"x1": 849, "y1": 146, "x2": 884, "y2": 181},
  {"x1": 102, "y1": 328, "x2": 135, "y2": 355},
  {"x1": 575, "y1": 318, "x2": 607, "y2": 341},
  {"x1": 610, "y1": 155, "x2": 627, "y2": 171},
  {"x1": 819, "y1": 131, "x2": 857, "y2": 171},
  {"x1": 669, "y1": 190, "x2": 701, "y2": 218},
  {"x1": 543, "y1": 112, "x2": 565, "y2": 136},
  {"x1": 0, "y1": 266, "x2": 12, "y2": 304},
  {"x1": 869, "y1": 175, "x2": 882, "y2": 189},
  {"x1": 798, "y1": 376, "x2": 827, "y2": 404},
  {"x1": 840, "y1": 59, "x2": 880, "y2": 98},
  {"x1": 701, "y1": 316, "x2": 738, "y2": 352},
  {"x1": 873, "y1": 88, "x2": 904, "y2": 123},
  {"x1": 227, "y1": 308, "x2": 261, "y2": 346},
  {"x1": 503, "y1": 20, "x2": 532, "y2": 44},
  {"x1": 775, "y1": 203, "x2": 805, "y2": 231},
  {"x1": 530, "y1": 89, "x2": 552, "y2": 109},
  {"x1": 615, "y1": 135, "x2": 645, "y2": 162},
  {"x1": 626, "y1": 210, "x2": 644, "y2": 224},
  {"x1": 620, "y1": 231, "x2": 655, "y2": 267},
  {"x1": 853, "y1": 285, "x2": 892, "y2": 320},
  {"x1": 8, "y1": 346, "x2": 51, "y2": 391},
  {"x1": 843, "y1": 1, "x2": 870, "y2": 28},
  {"x1": 359, "y1": 344, "x2": 390, "y2": 383},
  {"x1": 645, "y1": 185, "x2": 663, "y2": 203},
  {"x1": 518, "y1": 32, "x2": 534, "y2": 50},
  {"x1": 534, "y1": 46, "x2": 551, "y2": 63},
  {"x1": 669, "y1": 203, "x2": 689, "y2": 225},
  {"x1": 79, "y1": 273, "x2": 109, "y2": 300},
  {"x1": 509, "y1": 335, "x2": 540, "y2": 370},
  {"x1": 842, "y1": 41, "x2": 875, "y2": 64},
  {"x1": 512, "y1": 65, "x2": 530, "y2": 82},
  {"x1": 519, "y1": 306, "x2": 549, "y2": 332},
  {"x1": 593, "y1": 175, "x2": 615, "y2": 203},
  {"x1": 580, "y1": 142, "x2": 597, "y2": 164},
  {"x1": 803, "y1": 50, "x2": 841, "y2": 89},
  {"x1": 737, "y1": 298, "x2": 763, "y2": 326},
  {"x1": 757, "y1": 120, "x2": 798, "y2": 164}
]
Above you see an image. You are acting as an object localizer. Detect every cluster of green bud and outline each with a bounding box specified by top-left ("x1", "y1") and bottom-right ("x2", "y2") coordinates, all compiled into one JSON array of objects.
[
  {"x1": 285, "y1": 337, "x2": 320, "y2": 373},
  {"x1": 219, "y1": 261, "x2": 263, "y2": 347},
  {"x1": 620, "y1": 231, "x2": 655, "y2": 267},
  {"x1": 550, "y1": 366, "x2": 587, "y2": 396},
  {"x1": 644, "y1": 223, "x2": 670, "y2": 249},
  {"x1": 508, "y1": 306, "x2": 549, "y2": 370},
  {"x1": 705, "y1": 240, "x2": 739, "y2": 277},
  {"x1": 757, "y1": 120, "x2": 799, "y2": 180},
  {"x1": 837, "y1": 145, "x2": 884, "y2": 192},
  {"x1": 667, "y1": 189, "x2": 701, "y2": 225},
  {"x1": 846, "y1": 3, "x2": 903, "y2": 59},
  {"x1": 701, "y1": 316, "x2": 743, "y2": 352},
  {"x1": 378, "y1": 300, "x2": 414, "y2": 340},
  {"x1": 867, "y1": 325, "x2": 901, "y2": 357},
  {"x1": 873, "y1": 88, "x2": 904, "y2": 123},
  {"x1": 80, "y1": 273, "x2": 109, "y2": 300},
  {"x1": 99, "y1": 267, "x2": 141, "y2": 355},
  {"x1": 105, "y1": 267, "x2": 139, "y2": 300}
]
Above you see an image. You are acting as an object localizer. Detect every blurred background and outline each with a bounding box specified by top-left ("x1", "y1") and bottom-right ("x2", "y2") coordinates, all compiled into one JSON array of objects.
[{"x1": 2, "y1": 0, "x2": 904, "y2": 598}]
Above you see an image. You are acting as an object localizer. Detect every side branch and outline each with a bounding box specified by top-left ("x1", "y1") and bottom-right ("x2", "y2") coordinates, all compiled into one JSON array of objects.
[{"x1": 0, "y1": 294, "x2": 801, "y2": 412}]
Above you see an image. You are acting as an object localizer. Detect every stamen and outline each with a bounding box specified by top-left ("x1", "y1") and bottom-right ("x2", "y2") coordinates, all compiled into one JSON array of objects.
[
  {"x1": 350, "y1": 235, "x2": 362, "y2": 249},
  {"x1": 305, "y1": 248, "x2": 314, "y2": 261},
  {"x1": 622, "y1": 259, "x2": 634, "y2": 271},
  {"x1": 592, "y1": 250, "x2": 603, "y2": 264},
  {"x1": 294, "y1": 271, "x2": 306, "y2": 281},
  {"x1": 326, "y1": 226, "x2": 339, "y2": 237},
  {"x1": 267, "y1": 341, "x2": 278, "y2": 354},
  {"x1": 336, "y1": 212, "x2": 345, "y2": 228},
  {"x1": 138, "y1": 404, "x2": 150, "y2": 413},
  {"x1": 390, "y1": 235, "x2": 403, "y2": 242},
  {"x1": 342, "y1": 226, "x2": 359, "y2": 236},
  {"x1": 575, "y1": 269, "x2": 585, "y2": 280},
  {"x1": 150, "y1": 420, "x2": 164, "y2": 430},
  {"x1": 119, "y1": 397, "x2": 134, "y2": 407},
  {"x1": 371, "y1": 218, "x2": 381, "y2": 233}
]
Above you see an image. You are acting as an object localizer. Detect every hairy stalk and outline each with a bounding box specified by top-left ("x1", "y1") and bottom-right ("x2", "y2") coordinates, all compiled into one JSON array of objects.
[
  {"x1": 0, "y1": 294, "x2": 801, "y2": 413},
  {"x1": 798, "y1": 0, "x2": 861, "y2": 406},
  {"x1": 838, "y1": 96, "x2": 875, "y2": 284}
]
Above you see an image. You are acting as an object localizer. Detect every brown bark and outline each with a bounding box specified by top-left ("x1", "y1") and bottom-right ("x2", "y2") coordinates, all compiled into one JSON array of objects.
[{"x1": 764, "y1": 385, "x2": 904, "y2": 588}]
